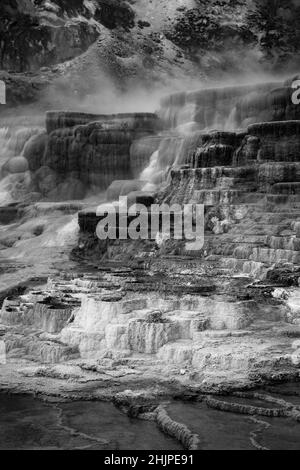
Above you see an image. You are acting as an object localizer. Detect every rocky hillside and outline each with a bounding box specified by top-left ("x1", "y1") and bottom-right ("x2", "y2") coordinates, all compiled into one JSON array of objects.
[{"x1": 1, "y1": 0, "x2": 300, "y2": 109}]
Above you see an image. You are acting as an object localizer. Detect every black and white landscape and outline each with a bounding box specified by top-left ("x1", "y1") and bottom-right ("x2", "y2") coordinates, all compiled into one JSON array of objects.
[{"x1": 0, "y1": 0, "x2": 300, "y2": 451}]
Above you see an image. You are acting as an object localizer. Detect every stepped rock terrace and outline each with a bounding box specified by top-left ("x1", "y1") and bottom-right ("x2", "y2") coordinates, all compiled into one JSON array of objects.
[{"x1": 1, "y1": 77, "x2": 300, "y2": 449}]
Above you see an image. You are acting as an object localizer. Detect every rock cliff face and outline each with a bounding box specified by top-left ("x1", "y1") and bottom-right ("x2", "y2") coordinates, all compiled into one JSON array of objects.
[
  {"x1": 0, "y1": 0, "x2": 134, "y2": 72},
  {"x1": 2, "y1": 1, "x2": 300, "y2": 110},
  {"x1": 2, "y1": 1, "x2": 300, "y2": 74}
]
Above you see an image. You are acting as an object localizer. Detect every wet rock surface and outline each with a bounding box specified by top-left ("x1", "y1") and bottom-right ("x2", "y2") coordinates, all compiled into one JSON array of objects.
[
  {"x1": 26, "y1": 112, "x2": 161, "y2": 198},
  {"x1": 0, "y1": 394, "x2": 181, "y2": 450}
]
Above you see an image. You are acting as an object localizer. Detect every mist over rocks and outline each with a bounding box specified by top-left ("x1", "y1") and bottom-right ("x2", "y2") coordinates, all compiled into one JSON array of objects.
[{"x1": 2, "y1": 0, "x2": 300, "y2": 111}]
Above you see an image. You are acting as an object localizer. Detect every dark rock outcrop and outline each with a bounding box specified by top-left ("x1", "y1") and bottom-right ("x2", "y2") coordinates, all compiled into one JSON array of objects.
[
  {"x1": 24, "y1": 111, "x2": 161, "y2": 199},
  {"x1": 0, "y1": 203, "x2": 24, "y2": 225},
  {"x1": 0, "y1": 0, "x2": 134, "y2": 74},
  {"x1": 193, "y1": 132, "x2": 243, "y2": 168},
  {"x1": 45, "y1": 112, "x2": 160, "y2": 134},
  {"x1": 0, "y1": 0, "x2": 100, "y2": 72}
]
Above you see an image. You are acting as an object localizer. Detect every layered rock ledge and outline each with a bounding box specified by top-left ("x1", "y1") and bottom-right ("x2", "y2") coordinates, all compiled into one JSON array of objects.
[{"x1": 22, "y1": 111, "x2": 162, "y2": 200}]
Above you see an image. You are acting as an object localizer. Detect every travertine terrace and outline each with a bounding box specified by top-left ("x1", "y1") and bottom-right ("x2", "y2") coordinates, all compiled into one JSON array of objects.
[{"x1": 1, "y1": 77, "x2": 300, "y2": 449}]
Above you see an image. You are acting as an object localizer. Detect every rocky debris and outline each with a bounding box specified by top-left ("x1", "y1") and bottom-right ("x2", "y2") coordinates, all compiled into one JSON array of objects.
[
  {"x1": 266, "y1": 265, "x2": 300, "y2": 287},
  {"x1": 165, "y1": 0, "x2": 300, "y2": 73},
  {"x1": 164, "y1": 1, "x2": 254, "y2": 57}
]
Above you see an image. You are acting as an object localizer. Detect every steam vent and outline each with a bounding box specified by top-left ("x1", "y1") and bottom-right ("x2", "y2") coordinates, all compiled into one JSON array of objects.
[{"x1": 2, "y1": 77, "x2": 300, "y2": 450}]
